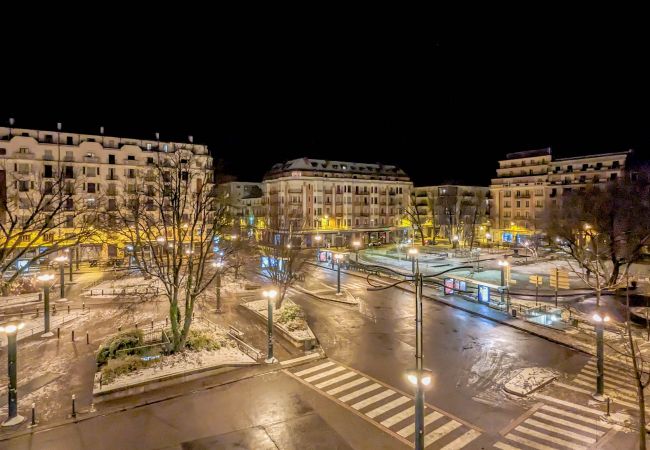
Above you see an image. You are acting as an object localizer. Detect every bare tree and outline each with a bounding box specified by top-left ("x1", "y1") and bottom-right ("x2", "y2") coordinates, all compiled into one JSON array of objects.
[
  {"x1": 103, "y1": 148, "x2": 227, "y2": 352},
  {"x1": 545, "y1": 178, "x2": 650, "y2": 306},
  {"x1": 403, "y1": 205, "x2": 427, "y2": 246},
  {"x1": 0, "y1": 169, "x2": 98, "y2": 294},
  {"x1": 258, "y1": 223, "x2": 309, "y2": 309}
]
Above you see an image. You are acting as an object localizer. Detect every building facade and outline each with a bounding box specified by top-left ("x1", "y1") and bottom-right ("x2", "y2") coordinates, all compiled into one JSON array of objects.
[
  {"x1": 262, "y1": 157, "x2": 412, "y2": 247},
  {"x1": 490, "y1": 148, "x2": 631, "y2": 243},
  {"x1": 411, "y1": 185, "x2": 490, "y2": 245},
  {"x1": 0, "y1": 126, "x2": 212, "y2": 265},
  {"x1": 217, "y1": 181, "x2": 265, "y2": 237}
]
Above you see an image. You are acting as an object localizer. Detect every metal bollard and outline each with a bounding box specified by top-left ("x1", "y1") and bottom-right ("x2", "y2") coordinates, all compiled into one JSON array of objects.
[
  {"x1": 36, "y1": 307, "x2": 39, "y2": 317},
  {"x1": 135, "y1": 323, "x2": 138, "y2": 329},
  {"x1": 151, "y1": 320, "x2": 154, "y2": 329},
  {"x1": 82, "y1": 302, "x2": 85, "y2": 310},
  {"x1": 86, "y1": 332, "x2": 89, "y2": 344},
  {"x1": 67, "y1": 305, "x2": 70, "y2": 314},
  {"x1": 30, "y1": 403, "x2": 36, "y2": 427},
  {"x1": 20, "y1": 308, "x2": 24, "y2": 318},
  {"x1": 71, "y1": 394, "x2": 76, "y2": 418},
  {"x1": 72, "y1": 330, "x2": 75, "y2": 341},
  {"x1": 118, "y1": 326, "x2": 121, "y2": 332},
  {"x1": 57, "y1": 328, "x2": 60, "y2": 339},
  {"x1": 607, "y1": 397, "x2": 611, "y2": 415}
]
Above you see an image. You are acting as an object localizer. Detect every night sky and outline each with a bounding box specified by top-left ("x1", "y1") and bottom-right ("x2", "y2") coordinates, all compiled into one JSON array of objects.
[{"x1": 1, "y1": 24, "x2": 648, "y2": 187}]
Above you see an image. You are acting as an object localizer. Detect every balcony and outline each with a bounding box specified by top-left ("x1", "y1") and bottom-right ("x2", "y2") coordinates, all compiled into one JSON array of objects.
[
  {"x1": 84, "y1": 156, "x2": 100, "y2": 163},
  {"x1": 106, "y1": 174, "x2": 119, "y2": 181}
]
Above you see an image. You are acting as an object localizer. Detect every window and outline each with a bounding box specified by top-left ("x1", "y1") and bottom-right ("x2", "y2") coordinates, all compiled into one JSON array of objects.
[
  {"x1": 21, "y1": 234, "x2": 31, "y2": 242},
  {"x1": 163, "y1": 144, "x2": 169, "y2": 152},
  {"x1": 18, "y1": 180, "x2": 29, "y2": 192},
  {"x1": 19, "y1": 147, "x2": 29, "y2": 154},
  {"x1": 516, "y1": 201, "x2": 521, "y2": 208},
  {"x1": 109, "y1": 154, "x2": 116, "y2": 164},
  {"x1": 87, "y1": 183, "x2": 96, "y2": 193},
  {"x1": 86, "y1": 152, "x2": 95, "y2": 158},
  {"x1": 0, "y1": 148, "x2": 5, "y2": 155},
  {"x1": 66, "y1": 216, "x2": 74, "y2": 228},
  {"x1": 147, "y1": 157, "x2": 154, "y2": 165},
  {"x1": 66, "y1": 136, "x2": 73, "y2": 145},
  {"x1": 127, "y1": 155, "x2": 135, "y2": 161},
  {"x1": 146, "y1": 143, "x2": 152, "y2": 150},
  {"x1": 43, "y1": 233, "x2": 53, "y2": 242},
  {"x1": 44, "y1": 134, "x2": 53, "y2": 143},
  {"x1": 525, "y1": 201, "x2": 529, "y2": 207}
]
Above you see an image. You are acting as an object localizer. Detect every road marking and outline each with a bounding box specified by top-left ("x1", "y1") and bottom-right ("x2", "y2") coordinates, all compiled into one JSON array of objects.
[
  {"x1": 365, "y1": 396, "x2": 410, "y2": 418},
  {"x1": 294, "y1": 361, "x2": 334, "y2": 377},
  {"x1": 581, "y1": 366, "x2": 633, "y2": 385},
  {"x1": 326, "y1": 377, "x2": 368, "y2": 396},
  {"x1": 351, "y1": 389, "x2": 395, "y2": 410},
  {"x1": 554, "y1": 382, "x2": 639, "y2": 409},
  {"x1": 380, "y1": 406, "x2": 415, "y2": 427},
  {"x1": 536, "y1": 394, "x2": 608, "y2": 416},
  {"x1": 338, "y1": 383, "x2": 382, "y2": 402},
  {"x1": 499, "y1": 402, "x2": 544, "y2": 436},
  {"x1": 572, "y1": 375, "x2": 637, "y2": 402},
  {"x1": 524, "y1": 418, "x2": 596, "y2": 444},
  {"x1": 533, "y1": 411, "x2": 604, "y2": 435},
  {"x1": 438, "y1": 429, "x2": 481, "y2": 450},
  {"x1": 423, "y1": 420, "x2": 461, "y2": 447},
  {"x1": 304, "y1": 366, "x2": 346, "y2": 383},
  {"x1": 576, "y1": 371, "x2": 635, "y2": 391},
  {"x1": 585, "y1": 359, "x2": 633, "y2": 375},
  {"x1": 493, "y1": 441, "x2": 522, "y2": 450},
  {"x1": 397, "y1": 412, "x2": 442, "y2": 437},
  {"x1": 540, "y1": 405, "x2": 611, "y2": 428},
  {"x1": 280, "y1": 353, "x2": 321, "y2": 366},
  {"x1": 506, "y1": 433, "x2": 557, "y2": 450},
  {"x1": 315, "y1": 371, "x2": 356, "y2": 389},
  {"x1": 515, "y1": 425, "x2": 588, "y2": 450}
]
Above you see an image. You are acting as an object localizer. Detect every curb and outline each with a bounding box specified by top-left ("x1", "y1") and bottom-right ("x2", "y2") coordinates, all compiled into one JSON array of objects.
[{"x1": 293, "y1": 285, "x2": 358, "y2": 306}]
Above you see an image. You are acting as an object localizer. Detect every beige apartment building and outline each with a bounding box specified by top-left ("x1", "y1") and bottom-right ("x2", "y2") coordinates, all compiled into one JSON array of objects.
[
  {"x1": 217, "y1": 181, "x2": 265, "y2": 236},
  {"x1": 0, "y1": 125, "x2": 212, "y2": 264},
  {"x1": 262, "y1": 157, "x2": 412, "y2": 247},
  {"x1": 490, "y1": 148, "x2": 631, "y2": 243}
]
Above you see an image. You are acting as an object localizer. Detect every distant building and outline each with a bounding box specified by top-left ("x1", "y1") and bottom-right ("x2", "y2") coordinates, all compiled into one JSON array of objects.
[
  {"x1": 217, "y1": 181, "x2": 265, "y2": 236},
  {"x1": 262, "y1": 157, "x2": 413, "y2": 247},
  {"x1": 411, "y1": 185, "x2": 490, "y2": 245},
  {"x1": 490, "y1": 148, "x2": 632, "y2": 243}
]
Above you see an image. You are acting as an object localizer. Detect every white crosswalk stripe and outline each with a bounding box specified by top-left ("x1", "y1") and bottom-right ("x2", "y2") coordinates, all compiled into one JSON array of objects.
[
  {"x1": 496, "y1": 391, "x2": 614, "y2": 450},
  {"x1": 289, "y1": 360, "x2": 481, "y2": 448}
]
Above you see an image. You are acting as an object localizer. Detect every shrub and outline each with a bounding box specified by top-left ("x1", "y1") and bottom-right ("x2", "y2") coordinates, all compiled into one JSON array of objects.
[
  {"x1": 101, "y1": 355, "x2": 155, "y2": 384},
  {"x1": 277, "y1": 304, "x2": 307, "y2": 331},
  {"x1": 96, "y1": 329, "x2": 144, "y2": 366},
  {"x1": 184, "y1": 329, "x2": 222, "y2": 352}
]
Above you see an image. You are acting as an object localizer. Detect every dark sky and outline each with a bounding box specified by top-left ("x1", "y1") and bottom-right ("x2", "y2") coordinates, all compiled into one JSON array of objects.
[{"x1": 1, "y1": 21, "x2": 648, "y2": 186}]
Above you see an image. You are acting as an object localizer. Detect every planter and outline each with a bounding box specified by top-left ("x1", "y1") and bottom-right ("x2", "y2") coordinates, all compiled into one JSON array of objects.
[{"x1": 240, "y1": 301, "x2": 317, "y2": 350}]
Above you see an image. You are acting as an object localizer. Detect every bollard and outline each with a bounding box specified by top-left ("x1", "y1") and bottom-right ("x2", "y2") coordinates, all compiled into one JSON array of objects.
[
  {"x1": 86, "y1": 332, "x2": 89, "y2": 344},
  {"x1": 20, "y1": 308, "x2": 24, "y2": 318},
  {"x1": 151, "y1": 320, "x2": 154, "y2": 329},
  {"x1": 67, "y1": 305, "x2": 70, "y2": 314},
  {"x1": 36, "y1": 307, "x2": 39, "y2": 317},
  {"x1": 39, "y1": 293, "x2": 42, "y2": 302},
  {"x1": 165, "y1": 317, "x2": 168, "y2": 326},
  {"x1": 57, "y1": 327, "x2": 60, "y2": 339},
  {"x1": 71, "y1": 394, "x2": 76, "y2": 418},
  {"x1": 135, "y1": 323, "x2": 138, "y2": 329},
  {"x1": 90, "y1": 402, "x2": 96, "y2": 413},
  {"x1": 72, "y1": 330, "x2": 75, "y2": 341},
  {"x1": 607, "y1": 397, "x2": 611, "y2": 416},
  {"x1": 53, "y1": 305, "x2": 57, "y2": 315},
  {"x1": 118, "y1": 326, "x2": 121, "y2": 332},
  {"x1": 30, "y1": 403, "x2": 36, "y2": 427},
  {"x1": 82, "y1": 302, "x2": 85, "y2": 310}
]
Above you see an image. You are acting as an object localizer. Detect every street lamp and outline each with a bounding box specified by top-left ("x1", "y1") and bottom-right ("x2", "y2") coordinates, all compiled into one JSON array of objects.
[
  {"x1": 408, "y1": 247, "x2": 419, "y2": 274},
  {"x1": 352, "y1": 240, "x2": 361, "y2": 262},
  {"x1": 64, "y1": 248, "x2": 72, "y2": 282},
  {"x1": 592, "y1": 309, "x2": 610, "y2": 401},
  {"x1": 334, "y1": 253, "x2": 343, "y2": 295},
  {"x1": 263, "y1": 289, "x2": 278, "y2": 364},
  {"x1": 406, "y1": 367, "x2": 434, "y2": 450},
  {"x1": 452, "y1": 235, "x2": 459, "y2": 249},
  {"x1": 54, "y1": 255, "x2": 68, "y2": 299},
  {"x1": 36, "y1": 274, "x2": 55, "y2": 337},
  {"x1": 498, "y1": 259, "x2": 509, "y2": 311},
  {"x1": 212, "y1": 261, "x2": 224, "y2": 312},
  {"x1": 1, "y1": 320, "x2": 25, "y2": 427}
]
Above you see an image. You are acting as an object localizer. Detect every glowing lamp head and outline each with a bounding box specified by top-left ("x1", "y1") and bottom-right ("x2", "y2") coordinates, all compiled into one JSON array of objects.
[
  {"x1": 452, "y1": 235, "x2": 459, "y2": 242},
  {"x1": 156, "y1": 236, "x2": 166, "y2": 243},
  {"x1": 0, "y1": 322, "x2": 25, "y2": 334},
  {"x1": 263, "y1": 289, "x2": 278, "y2": 299},
  {"x1": 408, "y1": 248, "x2": 418, "y2": 256},
  {"x1": 314, "y1": 235, "x2": 322, "y2": 242},
  {"x1": 334, "y1": 253, "x2": 343, "y2": 261},
  {"x1": 498, "y1": 259, "x2": 509, "y2": 267},
  {"x1": 485, "y1": 233, "x2": 492, "y2": 239},
  {"x1": 212, "y1": 261, "x2": 223, "y2": 268},
  {"x1": 231, "y1": 234, "x2": 238, "y2": 240},
  {"x1": 37, "y1": 273, "x2": 55, "y2": 283},
  {"x1": 406, "y1": 368, "x2": 433, "y2": 387},
  {"x1": 352, "y1": 241, "x2": 361, "y2": 248},
  {"x1": 54, "y1": 255, "x2": 68, "y2": 263},
  {"x1": 592, "y1": 310, "x2": 610, "y2": 323}
]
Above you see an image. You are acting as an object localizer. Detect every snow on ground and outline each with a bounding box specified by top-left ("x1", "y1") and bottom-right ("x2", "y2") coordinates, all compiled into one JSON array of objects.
[
  {"x1": 243, "y1": 299, "x2": 315, "y2": 341},
  {"x1": 503, "y1": 367, "x2": 557, "y2": 396},
  {"x1": 91, "y1": 276, "x2": 163, "y2": 291}
]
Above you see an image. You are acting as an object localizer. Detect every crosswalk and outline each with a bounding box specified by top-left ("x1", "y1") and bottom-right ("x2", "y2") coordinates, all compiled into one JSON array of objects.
[
  {"x1": 286, "y1": 359, "x2": 481, "y2": 449},
  {"x1": 494, "y1": 395, "x2": 613, "y2": 449}
]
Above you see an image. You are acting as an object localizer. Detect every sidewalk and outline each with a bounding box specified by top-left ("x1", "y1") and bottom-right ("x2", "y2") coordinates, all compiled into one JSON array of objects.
[{"x1": 312, "y1": 260, "x2": 650, "y2": 370}]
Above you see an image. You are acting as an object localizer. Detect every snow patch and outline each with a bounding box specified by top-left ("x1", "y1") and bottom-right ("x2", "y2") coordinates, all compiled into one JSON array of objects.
[{"x1": 503, "y1": 367, "x2": 557, "y2": 396}]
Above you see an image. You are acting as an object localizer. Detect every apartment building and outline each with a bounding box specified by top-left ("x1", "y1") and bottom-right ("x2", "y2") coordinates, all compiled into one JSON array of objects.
[
  {"x1": 262, "y1": 157, "x2": 412, "y2": 247},
  {"x1": 490, "y1": 148, "x2": 631, "y2": 243},
  {"x1": 411, "y1": 185, "x2": 490, "y2": 244},
  {"x1": 0, "y1": 126, "x2": 212, "y2": 264},
  {"x1": 217, "y1": 181, "x2": 265, "y2": 235}
]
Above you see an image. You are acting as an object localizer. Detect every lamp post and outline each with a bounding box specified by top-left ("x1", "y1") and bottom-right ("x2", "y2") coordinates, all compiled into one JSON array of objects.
[
  {"x1": 1, "y1": 321, "x2": 25, "y2": 427},
  {"x1": 54, "y1": 255, "x2": 68, "y2": 299},
  {"x1": 64, "y1": 249, "x2": 72, "y2": 282},
  {"x1": 263, "y1": 289, "x2": 278, "y2": 364},
  {"x1": 592, "y1": 309, "x2": 610, "y2": 401},
  {"x1": 36, "y1": 274, "x2": 55, "y2": 337},
  {"x1": 452, "y1": 234, "x2": 459, "y2": 249},
  {"x1": 408, "y1": 247, "x2": 419, "y2": 274},
  {"x1": 212, "y1": 261, "x2": 224, "y2": 312},
  {"x1": 498, "y1": 259, "x2": 509, "y2": 312},
  {"x1": 334, "y1": 253, "x2": 342, "y2": 294},
  {"x1": 314, "y1": 235, "x2": 322, "y2": 261},
  {"x1": 407, "y1": 366, "x2": 433, "y2": 450},
  {"x1": 352, "y1": 240, "x2": 361, "y2": 262}
]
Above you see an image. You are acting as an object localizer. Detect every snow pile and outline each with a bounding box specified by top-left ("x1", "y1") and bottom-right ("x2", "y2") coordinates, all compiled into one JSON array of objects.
[
  {"x1": 242, "y1": 299, "x2": 316, "y2": 341},
  {"x1": 504, "y1": 367, "x2": 557, "y2": 396}
]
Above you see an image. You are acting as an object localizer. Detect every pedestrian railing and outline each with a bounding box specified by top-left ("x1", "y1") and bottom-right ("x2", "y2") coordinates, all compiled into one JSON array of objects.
[
  {"x1": 0, "y1": 310, "x2": 88, "y2": 346},
  {"x1": 86, "y1": 286, "x2": 161, "y2": 297},
  {"x1": 199, "y1": 316, "x2": 262, "y2": 361}
]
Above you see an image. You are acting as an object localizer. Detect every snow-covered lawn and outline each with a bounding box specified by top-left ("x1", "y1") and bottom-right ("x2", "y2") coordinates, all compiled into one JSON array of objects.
[{"x1": 242, "y1": 299, "x2": 316, "y2": 341}]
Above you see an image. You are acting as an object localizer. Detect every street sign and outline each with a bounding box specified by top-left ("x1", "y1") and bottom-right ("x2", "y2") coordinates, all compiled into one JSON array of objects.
[
  {"x1": 529, "y1": 275, "x2": 543, "y2": 286},
  {"x1": 549, "y1": 268, "x2": 570, "y2": 289}
]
